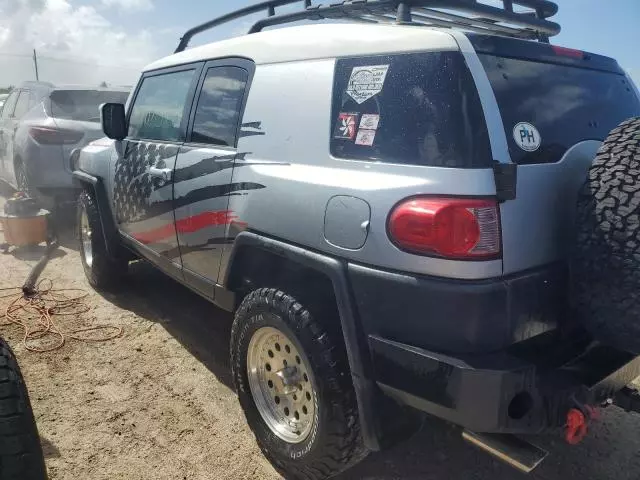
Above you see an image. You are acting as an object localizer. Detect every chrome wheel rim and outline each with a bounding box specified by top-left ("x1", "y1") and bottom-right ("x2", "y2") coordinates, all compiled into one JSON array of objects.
[
  {"x1": 80, "y1": 208, "x2": 93, "y2": 268},
  {"x1": 247, "y1": 322, "x2": 317, "y2": 444}
]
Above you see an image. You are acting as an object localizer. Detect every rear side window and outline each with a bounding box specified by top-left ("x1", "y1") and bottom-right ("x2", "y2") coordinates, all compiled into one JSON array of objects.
[
  {"x1": 190, "y1": 66, "x2": 248, "y2": 147},
  {"x1": 128, "y1": 69, "x2": 195, "y2": 142},
  {"x1": 331, "y1": 52, "x2": 491, "y2": 168},
  {"x1": 51, "y1": 90, "x2": 129, "y2": 122},
  {"x1": 13, "y1": 91, "x2": 30, "y2": 119},
  {"x1": 478, "y1": 54, "x2": 640, "y2": 165}
]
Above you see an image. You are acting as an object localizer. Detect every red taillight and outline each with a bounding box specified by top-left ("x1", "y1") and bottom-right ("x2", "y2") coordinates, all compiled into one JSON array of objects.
[
  {"x1": 29, "y1": 126, "x2": 84, "y2": 145},
  {"x1": 551, "y1": 45, "x2": 584, "y2": 59},
  {"x1": 387, "y1": 197, "x2": 500, "y2": 258}
]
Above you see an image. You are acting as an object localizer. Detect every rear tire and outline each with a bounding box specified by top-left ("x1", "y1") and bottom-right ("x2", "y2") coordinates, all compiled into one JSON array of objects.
[
  {"x1": 0, "y1": 337, "x2": 47, "y2": 480},
  {"x1": 77, "y1": 190, "x2": 127, "y2": 289},
  {"x1": 572, "y1": 117, "x2": 640, "y2": 353},
  {"x1": 231, "y1": 288, "x2": 367, "y2": 480}
]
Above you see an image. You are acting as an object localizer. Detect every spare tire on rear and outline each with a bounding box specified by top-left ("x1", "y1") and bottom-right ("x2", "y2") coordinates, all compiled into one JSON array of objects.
[{"x1": 572, "y1": 117, "x2": 640, "y2": 354}]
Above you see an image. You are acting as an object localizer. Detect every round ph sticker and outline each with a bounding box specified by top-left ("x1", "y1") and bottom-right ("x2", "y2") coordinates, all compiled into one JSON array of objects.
[{"x1": 513, "y1": 122, "x2": 541, "y2": 152}]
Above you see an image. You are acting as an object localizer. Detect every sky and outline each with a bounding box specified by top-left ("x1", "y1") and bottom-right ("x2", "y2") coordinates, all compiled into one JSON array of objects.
[{"x1": 0, "y1": 0, "x2": 639, "y2": 88}]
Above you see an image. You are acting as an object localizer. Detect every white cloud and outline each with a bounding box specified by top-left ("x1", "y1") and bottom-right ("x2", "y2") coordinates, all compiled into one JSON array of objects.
[
  {"x1": 0, "y1": 0, "x2": 160, "y2": 87},
  {"x1": 100, "y1": 0, "x2": 153, "y2": 13}
]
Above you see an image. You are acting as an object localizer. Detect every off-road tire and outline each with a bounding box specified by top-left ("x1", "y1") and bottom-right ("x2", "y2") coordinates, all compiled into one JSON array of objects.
[
  {"x1": 77, "y1": 189, "x2": 127, "y2": 289},
  {"x1": 0, "y1": 337, "x2": 47, "y2": 480},
  {"x1": 231, "y1": 288, "x2": 367, "y2": 480},
  {"x1": 572, "y1": 117, "x2": 640, "y2": 353}
]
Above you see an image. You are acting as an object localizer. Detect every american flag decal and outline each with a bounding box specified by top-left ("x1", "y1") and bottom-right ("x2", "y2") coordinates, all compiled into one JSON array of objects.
[{"x1": 112, "y1": 141, "x2": 179, "y2": 224}]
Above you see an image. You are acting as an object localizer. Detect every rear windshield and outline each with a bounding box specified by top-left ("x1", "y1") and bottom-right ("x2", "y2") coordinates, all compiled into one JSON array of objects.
[
  {"x1": 51, "y1": 90, "x2": 129, "y2": 122},
  {"x1": 478, "y1": 54, "x2": 640, "y2": 165},
  {"x1": 330, "y1": 52, "x2": 492, "y2": 168}
]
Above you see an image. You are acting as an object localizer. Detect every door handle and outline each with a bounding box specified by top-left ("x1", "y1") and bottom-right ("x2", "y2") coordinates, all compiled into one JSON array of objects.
[{"x1": 148, "y1": 166, "x2": 172, "y2": 182}]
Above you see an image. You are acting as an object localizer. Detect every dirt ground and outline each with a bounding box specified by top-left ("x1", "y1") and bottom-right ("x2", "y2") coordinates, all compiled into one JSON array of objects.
[{"x1": 1, "y1": 195, "x2": 640, "y2": 480}]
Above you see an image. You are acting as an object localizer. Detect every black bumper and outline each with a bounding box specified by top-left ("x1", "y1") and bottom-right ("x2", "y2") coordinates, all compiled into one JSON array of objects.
[
  {"x1": 369, "y1": 334, "x2": 640, "y2": 433},
  {"x1": 348, "y1": 263, "x2": 640, "y2": 433},
  {"x1": 349, "y1": 262, "x2": 569, "y2": 354}
]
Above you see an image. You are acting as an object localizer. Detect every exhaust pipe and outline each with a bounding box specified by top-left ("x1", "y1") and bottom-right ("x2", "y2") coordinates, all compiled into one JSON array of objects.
[{"x1": 462, "y1": 430, "x2": 548, "y2": 474}]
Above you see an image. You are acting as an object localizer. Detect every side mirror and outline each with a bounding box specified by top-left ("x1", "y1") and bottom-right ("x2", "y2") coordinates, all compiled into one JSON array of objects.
[{"x1": 100, "y1": 103, "x2": 126, "y2": 140}]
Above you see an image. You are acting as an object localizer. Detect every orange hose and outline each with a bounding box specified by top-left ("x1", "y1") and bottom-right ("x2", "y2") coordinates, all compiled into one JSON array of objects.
[{"x1": 0, "y1": 280, "x2": 122, "y2": 353}]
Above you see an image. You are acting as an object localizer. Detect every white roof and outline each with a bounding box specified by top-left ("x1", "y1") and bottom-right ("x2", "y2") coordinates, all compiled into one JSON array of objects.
[{"x1": 144, "y1": 23, "x2": 459, "y2": 71}]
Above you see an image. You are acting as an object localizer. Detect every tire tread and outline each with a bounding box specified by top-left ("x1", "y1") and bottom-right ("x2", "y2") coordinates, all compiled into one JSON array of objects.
[
  {"x1": 572, "y1": 116, "x2": 640, "y2": 353},
  {"x1": 231, "y1": 288, "x2": 367, "y2": 480}
]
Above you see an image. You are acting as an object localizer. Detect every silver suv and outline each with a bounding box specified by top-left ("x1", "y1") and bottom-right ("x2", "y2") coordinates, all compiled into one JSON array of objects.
[
  {"x1": 72, "y1": 1, "x2": 640, "y2": 478},
  {"x1": 0, "y1": 82, "x2": 128, "y2": 201}
]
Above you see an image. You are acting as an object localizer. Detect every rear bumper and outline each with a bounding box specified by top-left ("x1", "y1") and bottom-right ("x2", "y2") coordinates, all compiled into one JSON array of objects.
[
  {"x1": 348, "y1": 262, "x2": 640, "y2": 433},
  {"x1": 349, "y1": 262, "x2": 569, "y2": 354},
  {"x1": 370, "y1": 335, "x2": 640, "y2": 433},
  {"x1": 22, "y1": 140, "x2": 75, "y2": 190}
]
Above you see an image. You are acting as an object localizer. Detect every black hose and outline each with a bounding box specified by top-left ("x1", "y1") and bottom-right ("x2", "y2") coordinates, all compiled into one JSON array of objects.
[{"x1": 22, "y1": 240, "x2": 58, "y2": 297}]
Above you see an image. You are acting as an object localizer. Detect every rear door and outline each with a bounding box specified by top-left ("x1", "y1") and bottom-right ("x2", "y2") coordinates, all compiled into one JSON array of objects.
[
  {"x1": 0, "y1": 91, "x2": 20, "y2": 179},
  {"x1": 112, "y1": 64, "x2": 202, "y2": 270},
  {"x1": 173, "y1": 59, "x2": 252, "y2": 296},
  {"x1": 5, "y1": 90, "x2": 31, "y2": 184},
  {"x1": 470, "y1": 36, "x2": 640, "y2": 274}
]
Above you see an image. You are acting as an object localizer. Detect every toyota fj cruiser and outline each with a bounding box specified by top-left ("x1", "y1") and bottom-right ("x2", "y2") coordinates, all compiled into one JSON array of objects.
[{"x1": 72, "y1": 1, "x2": 640, "y2": 478}]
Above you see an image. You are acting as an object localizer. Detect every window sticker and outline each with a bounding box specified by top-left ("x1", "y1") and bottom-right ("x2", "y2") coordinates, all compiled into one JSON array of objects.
[
  {"x1": 359, "y1": 114, "x2": 380, "y2": 130},
  {"x1": 355, "y1": 129, "x2": 376, "y2": 146},
  {"x1": 513, "y1": 122, "x2": 541, "y2": 152},
  {"x1": 333, "y1": 112, "x2": 359, "y2": 140},
  {"x1": 346, "y1": 65, "x2": 389, "y2": 104}
]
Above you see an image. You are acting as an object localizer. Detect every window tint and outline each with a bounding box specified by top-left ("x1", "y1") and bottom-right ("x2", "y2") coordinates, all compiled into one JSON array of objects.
[
  {"x1": 191, "y1": 66, "x2": 248, "y2": 146},
  {"x1": 331, "y1": 52, "x2": 491, "y2": 168},
  {"x1": 478, "y1": 54, "x2": 640, "y2": 165},
  {"x1": 51, "y1": 90, "x2": 129, "y2": 122},
  {"x1": 1, "y1": 92, "x2": 19, "y2": 119},
  {"x1": 13, "y1": 92, "x2": 30, "y2": 119},
  {"x1": 128, "y1": 69, "x2": 195, "y2": 141}
]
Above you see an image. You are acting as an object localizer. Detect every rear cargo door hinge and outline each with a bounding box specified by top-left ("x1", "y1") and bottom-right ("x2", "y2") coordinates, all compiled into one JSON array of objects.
[{"x1": 493, "y1": 161, "x2": 517, "y2": 202}]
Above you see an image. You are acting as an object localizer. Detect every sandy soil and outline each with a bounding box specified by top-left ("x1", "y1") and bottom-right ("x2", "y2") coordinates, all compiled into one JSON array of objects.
[{"x1": 1, "y1": 194, "x2": 640, "y2": 480}]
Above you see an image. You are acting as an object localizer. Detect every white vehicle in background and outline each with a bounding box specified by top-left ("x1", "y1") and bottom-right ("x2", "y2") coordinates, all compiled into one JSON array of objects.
[{"x1": 0, "y1": 93, "x2": 8, "y2": 110}]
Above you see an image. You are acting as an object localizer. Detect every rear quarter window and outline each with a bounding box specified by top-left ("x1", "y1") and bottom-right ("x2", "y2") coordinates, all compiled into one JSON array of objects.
[
  {"x1": 478, "y1": 54, "x2": 640, "y2": 165},
  {"x1": 330, "y1": 51, "x2": 491, "y2": 168}
]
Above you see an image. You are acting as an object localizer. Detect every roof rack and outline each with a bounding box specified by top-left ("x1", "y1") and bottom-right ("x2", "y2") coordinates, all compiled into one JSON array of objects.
[{"x1": 175, "y1": 0, "x2": 560, "y2": 53}]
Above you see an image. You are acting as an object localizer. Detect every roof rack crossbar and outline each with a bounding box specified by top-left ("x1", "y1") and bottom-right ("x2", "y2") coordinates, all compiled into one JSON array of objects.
[
  {"x1": 175, "y1": 0, "x2": 307, "y2": 53},
  {"x1": 412, "y1": 7, "x2": 530, "y2": 36},
  {"x1": 409, "y1": 11, "x2": 525, "y2": 37},
  {"x1": 174, "y1": 0, "x2": 560, "y2": 52}
]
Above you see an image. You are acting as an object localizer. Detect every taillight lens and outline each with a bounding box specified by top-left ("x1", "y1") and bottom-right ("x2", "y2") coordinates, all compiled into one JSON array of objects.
[
  {"x1": 388, "y1": 197, "x2": 500, "y2": 258},
  {"x1": 29, "y1": 126, "x2": 84, "y2": 145}
]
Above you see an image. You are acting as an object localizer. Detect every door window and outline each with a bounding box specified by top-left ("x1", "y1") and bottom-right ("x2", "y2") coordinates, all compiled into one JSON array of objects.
[
  {"x1": 1, "y1": 92, "x2": 19, "y2": 119},
  {"x1": 13, "y1": 91, "x2": 30, "y2": 119},
  {"x1": 190, "y1": 66, "x2": 249, "y2": 147},
  {"x1": 128, "y1": 69, "x2": 196, "y2": 142}
]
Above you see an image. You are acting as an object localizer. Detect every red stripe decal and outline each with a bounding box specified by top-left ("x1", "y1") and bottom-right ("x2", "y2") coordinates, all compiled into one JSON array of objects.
[
  {"x1": 131, "y1": 210, "x2": 238, "y2": 244},
  {"x1": 131, "y1": 222, "x2": 176, "y2": 244}
]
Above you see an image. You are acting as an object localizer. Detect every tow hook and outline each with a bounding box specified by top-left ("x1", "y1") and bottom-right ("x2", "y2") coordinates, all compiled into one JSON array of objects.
[{"x1": 565, "y1": 403, "x2": 599, "y2": 445}]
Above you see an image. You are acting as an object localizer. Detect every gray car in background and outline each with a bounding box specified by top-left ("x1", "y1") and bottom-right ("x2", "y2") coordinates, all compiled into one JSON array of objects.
[{"x1": 0, "y1": 81, "x2": 129, "y2": 203}]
